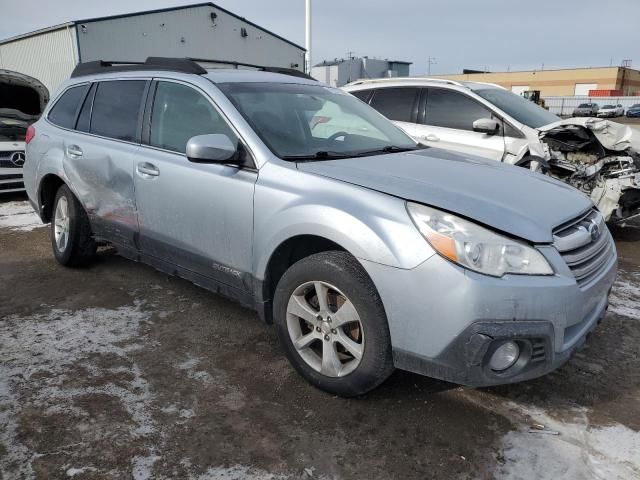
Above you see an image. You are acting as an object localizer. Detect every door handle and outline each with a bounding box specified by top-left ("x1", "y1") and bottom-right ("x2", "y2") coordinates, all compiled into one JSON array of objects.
[
  {"x1": 137, "y1": 162, "x2": 160, "y2": 177},
  {"x1": 66, "y1": 145, "x2": 83, "y2": 158},
  {"x1": 422, "y1": 134, "x2": 440, "y2": 142}
]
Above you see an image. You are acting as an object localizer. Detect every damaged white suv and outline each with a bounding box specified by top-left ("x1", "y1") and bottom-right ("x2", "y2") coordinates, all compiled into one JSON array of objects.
[{"x1": 344, "y1": 78, "x2": 640, "y2": 223}]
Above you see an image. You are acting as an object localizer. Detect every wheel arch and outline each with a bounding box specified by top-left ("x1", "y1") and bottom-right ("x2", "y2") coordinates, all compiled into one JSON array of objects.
[
  {"x1": 38, "y1": 173, "x2": 66, "y2": 223},
  {"x1": 258, "y1": 234, "x2": 349, "y2": 323}
]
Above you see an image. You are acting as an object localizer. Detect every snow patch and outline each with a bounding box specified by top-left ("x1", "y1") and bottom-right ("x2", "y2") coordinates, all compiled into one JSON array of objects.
[
  {"x1": 0, "y1": 200, "x2": 43, "y2": 231},
  {"x1": 132, "y1": 454, "x2": 161, "y2": 480},
  {"x1": 609, "y1": 272, "x2": 640, "y2": 319},
  {"x1": 0, "y1": 303, "x2": 153, "y2": 476},
  {"x1": 495, "y1": 404, "x2": 640, "y2": 480},
  {"x1": 66, "y1": 466, "x2": 96, "y2": 477},
  {"x1": 193, "y1": 465, "x2": 288, "y2": 480}
]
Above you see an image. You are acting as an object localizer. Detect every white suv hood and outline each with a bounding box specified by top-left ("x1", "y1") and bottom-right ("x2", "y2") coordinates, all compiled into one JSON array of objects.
[{"x1": 539, "y1": 118, "x2": 633, "y2": 152}]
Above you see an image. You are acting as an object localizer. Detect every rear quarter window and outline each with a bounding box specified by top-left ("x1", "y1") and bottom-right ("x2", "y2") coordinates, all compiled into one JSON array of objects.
[
  {"x1": 350, "y1": 89, "x2": 372, "y2": 103},
  {"x1": 47, "y1": 85, "x2": 89, "y2": 129}
]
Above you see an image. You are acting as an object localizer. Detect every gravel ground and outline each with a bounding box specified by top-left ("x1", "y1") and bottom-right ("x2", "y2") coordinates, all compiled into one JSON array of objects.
[{"x1": 1, "y1": 194, "x2": 639, "y2": 480}]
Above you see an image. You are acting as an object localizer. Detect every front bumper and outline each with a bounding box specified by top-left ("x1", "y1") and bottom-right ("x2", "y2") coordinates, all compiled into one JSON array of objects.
[{"x1": 360, "y1": 243, "x2": 617, "y2": 387}]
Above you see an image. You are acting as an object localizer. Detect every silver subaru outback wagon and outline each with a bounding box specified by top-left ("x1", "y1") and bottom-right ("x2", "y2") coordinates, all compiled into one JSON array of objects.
[{"x1": 23, "y1": 58, "x2": 617, "y2": 397}]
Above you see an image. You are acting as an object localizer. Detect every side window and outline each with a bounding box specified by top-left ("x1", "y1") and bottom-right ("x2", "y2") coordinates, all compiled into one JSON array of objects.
[
  {"x1": 149, "y1": 81, "x2": 237, "y2": 154},
  {"x1": 503, "y1": 122, "x2": 522, "y2": 138},
  {"x1": 75, "y1": 83, "x2": 96, "y2": 133},
  {"x1": 48, "y1": 85, "x2": 89, "y2": 129},
  {"x1": 350, "y1": 89, "x2": 372, "y2": 103},
  {"x1": 91, "y1": 80, "x2": 146, "y2": 142},
  {"x1": 369, "y1": 87, "x2": 418, "y2": 122},
  {"x1": 425, "y1": 89, "x2": 494, "y2": 131}
]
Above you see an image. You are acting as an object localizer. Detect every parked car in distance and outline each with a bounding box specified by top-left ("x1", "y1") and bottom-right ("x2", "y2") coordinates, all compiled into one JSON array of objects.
[
  {"x1": 0, "y1": 70, "x2": 49, "y2": 193},
  {"x1": 343, "y1": 78, "x2": 640, "y2": 223},
  {"x1": 24, "y1": 58, "x2": 617, "y2": 396},
  {"x1": 597, "y1": 104, "x2": 624, "y2": 118},
  {"x1": 572, "y1": 103, "x2": 599, "y2": 117},
  {"x1": 626, "y1": 104, "x2": 640, "y2": 118}
]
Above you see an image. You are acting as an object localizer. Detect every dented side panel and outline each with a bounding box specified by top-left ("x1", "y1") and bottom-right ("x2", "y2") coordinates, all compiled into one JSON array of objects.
[{"x1": 62, "y1": 129, "x2": 139, "y2": 248}]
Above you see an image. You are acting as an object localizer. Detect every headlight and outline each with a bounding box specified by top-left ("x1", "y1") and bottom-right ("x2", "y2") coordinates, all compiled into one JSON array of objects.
[{"x1": 406, "y1": 202, "x2": 553, "y2": 277}]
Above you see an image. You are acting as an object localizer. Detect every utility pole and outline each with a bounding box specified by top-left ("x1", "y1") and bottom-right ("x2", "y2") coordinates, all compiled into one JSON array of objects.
[
  {"x1": 427, "y1": 56, "x2": 436, "y2": 76},
  {"x1": 345, "y1": 51, "x2": 357, "y2": 83},
  {"x1": 305, "y1": 0, "x2": 312, "y2": 73}
]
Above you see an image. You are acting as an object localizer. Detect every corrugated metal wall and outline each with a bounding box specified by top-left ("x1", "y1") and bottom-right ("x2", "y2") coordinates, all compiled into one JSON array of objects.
[
  {"x1": 77, "y1": 5, "x2": 305, "y2": 71},
  {"x1": 0, "y1": 26, "x2": 78, "y2": 96}
]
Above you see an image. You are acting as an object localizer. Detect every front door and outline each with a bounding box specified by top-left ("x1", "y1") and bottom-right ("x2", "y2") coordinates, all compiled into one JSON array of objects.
[
  {"x1": 134, "y1": 80, "x2": 256, "y2": 291},
  {"x1": 416, "y1": 88, "x2": 506, "y2": 161}
]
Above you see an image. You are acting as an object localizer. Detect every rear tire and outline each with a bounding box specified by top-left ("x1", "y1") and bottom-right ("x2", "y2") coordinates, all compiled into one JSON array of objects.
[
  {"x1": 273, "y1": 251, "x2": 394, "y2": 397},
  {"x1": 51, "y1": 185, "x2": 96, "y2": 267}
]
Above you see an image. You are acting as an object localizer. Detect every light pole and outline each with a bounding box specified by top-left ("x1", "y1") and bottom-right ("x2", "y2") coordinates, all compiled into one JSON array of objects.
[
  {"x1": 305, "y1": 0, "x2": 312, "y2": 73},
  {"x1": 427, "y1": 56, "x2": 437, "y2": 76}
]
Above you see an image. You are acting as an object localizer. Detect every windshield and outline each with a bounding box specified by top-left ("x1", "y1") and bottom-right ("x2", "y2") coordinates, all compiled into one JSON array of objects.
[
  {"x1": 632, "y1": 104, "x2": 640, "y2": 109},
  {"x1": 602, "y1": 105, "x2": 615, "y2": 109},
  {"x1": 473, "y1": 87, "x2": 560, "y2": 128},
  {"x1": 218, "y1": 82, "x2": 419, "y2": 159},
  {"x1": 578, "y1": 103, "x2": 592, "y2": 108}
]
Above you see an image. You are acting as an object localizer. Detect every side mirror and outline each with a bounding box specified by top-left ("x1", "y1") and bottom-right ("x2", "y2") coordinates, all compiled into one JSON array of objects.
[
  {"x1": 473, "y1": 118, "x2": 500, "y2": 135},
  {"x1": 186, "y1": 134, "x2": 239, "y2": 164}
]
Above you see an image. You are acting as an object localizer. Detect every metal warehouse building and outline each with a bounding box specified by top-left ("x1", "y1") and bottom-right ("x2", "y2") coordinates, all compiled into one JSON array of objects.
[
  {"x1": 433, "y1": 66, "x2": 640, "y2": 97},
  {"x1": 312, "y1": 57, "x2": 412, "y2": 88},
  {"x1": 0, "y1": 2, "x2": 306, "y2": 95}
]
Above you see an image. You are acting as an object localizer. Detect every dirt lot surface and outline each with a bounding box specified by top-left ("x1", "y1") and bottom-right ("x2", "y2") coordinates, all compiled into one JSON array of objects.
[{"x1": 1, "y1": 193, "x2": 639, "y2": 480}]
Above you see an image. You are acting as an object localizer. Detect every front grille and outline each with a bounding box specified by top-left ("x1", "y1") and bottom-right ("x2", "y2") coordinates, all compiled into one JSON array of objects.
[
  {"x1": 0, "y1": 181, "x2": 24, "y2": 191},
  {"x1": 0, "y1": 174, "x2": 22, "y2": 181},
  {"x1": 0, "y1": 150, "x2": 25, "y2": 168},
  {"x1": 553, "y1": 209, "x2": 614, "y2": 288}
]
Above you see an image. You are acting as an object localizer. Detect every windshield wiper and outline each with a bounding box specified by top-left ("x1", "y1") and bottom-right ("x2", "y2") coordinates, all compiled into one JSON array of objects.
[
  {"x1": 353, "y1": 145, "x2": 423, "y2": 157},
  {"x1": 282, "y1": 151, "x2": 354, "y2": 161}
]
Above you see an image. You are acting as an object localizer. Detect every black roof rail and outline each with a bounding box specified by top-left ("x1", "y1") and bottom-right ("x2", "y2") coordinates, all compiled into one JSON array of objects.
[
  {"x1": 187, "y1": 58, "x2": 316, "y2": 81},
  {"x1": 70, "y1": 57, "x2": 207, "y2": 78}
]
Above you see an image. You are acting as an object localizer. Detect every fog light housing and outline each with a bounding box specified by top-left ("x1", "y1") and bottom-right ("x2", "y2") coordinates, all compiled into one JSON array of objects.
[{"x1": 489, "y1": 341, "x2": 520, "y2": 371}]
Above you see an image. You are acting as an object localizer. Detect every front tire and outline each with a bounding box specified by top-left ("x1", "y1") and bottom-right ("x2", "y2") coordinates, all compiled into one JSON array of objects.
[
  {"x1": 273, "y1": 251, "x2": 394, "y2": 397},
  {"x1": 51, "y1": 185, "x2": 96, "y2": 267}
]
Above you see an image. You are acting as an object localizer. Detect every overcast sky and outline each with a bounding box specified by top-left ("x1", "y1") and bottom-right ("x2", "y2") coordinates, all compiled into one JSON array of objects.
[{"x1": 1, "y1": 0, "x2": 638, "y2": 75}]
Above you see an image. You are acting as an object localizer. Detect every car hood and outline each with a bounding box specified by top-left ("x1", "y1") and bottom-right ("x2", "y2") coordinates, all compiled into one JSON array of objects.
[
  {"x1": 539, "y1": 117, "x2": 633, "y2": 151},
  {"x1": 0, "y1": 69, "x2": 50, "y2": 114},
  {"x1": 297, "y1": 148, "x2": 592, "y2": 243}
]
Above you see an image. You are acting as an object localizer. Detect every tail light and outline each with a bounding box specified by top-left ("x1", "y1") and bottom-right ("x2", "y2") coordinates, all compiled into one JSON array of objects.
[{"x1": 25, "y1": 125, "x2": 36, "y2": 144}]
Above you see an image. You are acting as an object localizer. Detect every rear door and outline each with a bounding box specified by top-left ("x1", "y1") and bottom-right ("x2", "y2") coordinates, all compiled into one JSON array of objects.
[
  {"x1": 417, "y1": 88, "x2": 506, "y2": 161},
  {"x1": 61, "y1": 79, "x2": 148, "y2": 249},
  {"x1": 133, "y1": 79, "x2": 257, "y2": 291},
  {"x1": 367, "y1": 87, "x2": 419, "y2": 138}
]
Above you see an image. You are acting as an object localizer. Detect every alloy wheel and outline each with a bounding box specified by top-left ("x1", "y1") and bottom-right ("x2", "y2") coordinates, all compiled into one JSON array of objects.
[
  {"x1": 54, "y1": 196, "x2": 70, "y2": 252},
  {"x1": 286, "y1": 281, "x2": 364, "y2": 377}
]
